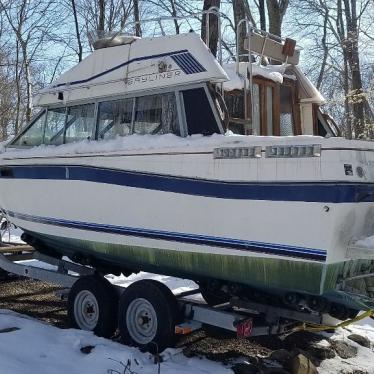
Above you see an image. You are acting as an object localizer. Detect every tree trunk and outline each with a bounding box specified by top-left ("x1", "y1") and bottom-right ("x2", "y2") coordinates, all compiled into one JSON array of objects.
[
  {"x1": 201, "y1": 0, "x2": 221, "y2": 57},
  {"x1": 71, "y1": 0, "x2": 83, "y2": 62},
  {"x1": 343, "y1": 0, "x2": 365, "y2": 137},
  {"x1": 337, "y1": 0, "x2": 352, "y2": 138},
  {"x1": 233, "y1": 0, "x2": 247, "y2": 62},
  {"x1": 259, "y1": 0, "x2": 266, "y2": 31},
  {"x1": 343, "y1": 52, "x2": 352, "y2": 138},
  {"x1": 266, "y1": 0, "x2": 289, "y2": 37},
  {"x1": 98, "y1": 0, "x2": 105, "y2": 31},
  {"x1": 14, "y1": 41, "x2": 21, "y2": 134},
  {"x1": 170, "y1": 0, "x2": 179, "y2": 34},
  {"x1": 21, "y1": 42, "x2": 32, "y2": 122},
  {"x1": 316, "y1": 8, "x2": 329, "y2": 89},
  {"x1": 133, "y1": 0, "x2": 142, "y2": 37}
]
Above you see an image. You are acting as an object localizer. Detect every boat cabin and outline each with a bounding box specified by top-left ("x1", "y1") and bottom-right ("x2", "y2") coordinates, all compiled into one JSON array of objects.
[{"x1": 8, "y1": 30, "x2": 338, "y2": 149}]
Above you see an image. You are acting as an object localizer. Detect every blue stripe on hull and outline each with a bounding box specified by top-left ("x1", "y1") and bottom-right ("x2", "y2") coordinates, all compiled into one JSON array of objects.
[
  {"x1": 7, "y1": 210, "x2": 327, "y2": 262},
  {"x1": 1, "y1": 164, "x2": 374, "y2": 203}
]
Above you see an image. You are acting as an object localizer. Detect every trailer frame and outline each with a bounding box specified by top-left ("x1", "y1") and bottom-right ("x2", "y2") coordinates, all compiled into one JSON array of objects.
[{"x1": 0, "y1": 247, "x2": 327, "y2": 348}]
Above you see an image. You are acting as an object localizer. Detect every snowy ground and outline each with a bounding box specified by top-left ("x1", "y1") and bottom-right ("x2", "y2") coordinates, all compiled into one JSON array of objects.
[
  {"x1": 319, "y1": 320, "x2": 374, "y2": 373},
  {"x1": 1, "y1": 227, "x2": 374, "y2": 373},
  {"x1": 0, "y1": 309, "x2": 232, "y2": 374},
  {"x1": 0, "y1": 269, "x2": 373, "y2": 374}
]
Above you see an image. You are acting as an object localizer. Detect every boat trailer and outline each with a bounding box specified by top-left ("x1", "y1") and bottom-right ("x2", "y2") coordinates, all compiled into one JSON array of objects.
[{"x1": 0, "y1": 247, "x2": 370, "y2": 351}]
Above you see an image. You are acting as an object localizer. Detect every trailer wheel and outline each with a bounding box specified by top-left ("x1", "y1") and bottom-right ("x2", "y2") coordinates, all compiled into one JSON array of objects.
[
  {"x1": 118, "y1": 279, "x2": 178, "y2": 353},
  {"x1": 68, "y1": 275, "x2": 118, "y2": 338}
]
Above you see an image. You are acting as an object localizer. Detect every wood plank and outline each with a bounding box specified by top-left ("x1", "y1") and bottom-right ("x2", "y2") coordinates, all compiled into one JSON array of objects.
[
  {"x1": 0, "y1": 245, "x2": 34, "y2": 254},
  {"x1": 6, "y1": 253, "x2": 34, "y2": 261}
]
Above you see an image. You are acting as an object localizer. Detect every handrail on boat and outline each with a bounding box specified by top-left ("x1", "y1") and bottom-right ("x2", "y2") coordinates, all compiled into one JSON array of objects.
[
  {"x1": 109, "y1": 7, "x2": 223, "y2": 64},
  {"x1": 235, "y1": 18, "x2": 254, "y2": 135}
]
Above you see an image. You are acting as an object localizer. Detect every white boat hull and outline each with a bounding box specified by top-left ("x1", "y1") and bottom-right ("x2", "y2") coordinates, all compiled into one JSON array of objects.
[{"x1": 1, "y1": 136, "x2": 374, "y2": 307}]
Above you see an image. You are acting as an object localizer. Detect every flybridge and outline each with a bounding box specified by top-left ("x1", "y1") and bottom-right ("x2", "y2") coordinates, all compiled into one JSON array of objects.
[{"x1": 35, "y1": 33, "x2": 227, "y2": 107}]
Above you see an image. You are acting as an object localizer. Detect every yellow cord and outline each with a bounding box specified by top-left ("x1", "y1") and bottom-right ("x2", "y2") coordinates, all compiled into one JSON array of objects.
[{"x1": 294, "y1": 309, "x2": 374, "y2": 333}]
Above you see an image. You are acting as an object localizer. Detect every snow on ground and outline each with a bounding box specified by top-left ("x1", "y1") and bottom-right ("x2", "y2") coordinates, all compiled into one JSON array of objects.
[
  {"x1": 0, "y1": 309, "x2": 231, "y2": 374},
  {"x1": 318, "y1": 320, "x2": 374, "y2": 373}
]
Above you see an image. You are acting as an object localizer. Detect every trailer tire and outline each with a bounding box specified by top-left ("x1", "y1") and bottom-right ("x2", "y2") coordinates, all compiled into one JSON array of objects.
[
  {"x1": 118, "y1": 279, "x2": 179, "y2": 353},
  {"x1": 68, "y1": 275, "x2": 118, "y2": 338}
]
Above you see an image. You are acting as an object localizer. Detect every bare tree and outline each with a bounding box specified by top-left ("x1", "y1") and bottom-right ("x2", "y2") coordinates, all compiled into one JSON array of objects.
[
  {"x1": 343, "y1": 0, "x2": 365, "y2": 137},
  {"x1": 80, "y1": 0, "x2": 133, "y2": 36},
  {"x1": 266, "y1": 0, "x2": 289, "y2": 36},
  {"x1": 71, "y1": 0, "x2": 83, "y2": 61},
  {"x1": 133, "y1": 0, "x2": 141, "y2": 36},
  {"x1": 0, "y1": 51, "x2": 16, "y2": 140},
  {"x1": 201, "y1": 0, "x2": 221, "y2": 57},
  {"x1": 145, "y1": 0, "x2": 180, "y2": 34},
  {"x1": 232, "y1": 0, "x2": 247, "y2": 61},
  {"x1": 0, "y1": 0, "x2": 62, "y2": 126},
  {"x1": 258, "y1": 0, "x2": 266, "y2": 30}
]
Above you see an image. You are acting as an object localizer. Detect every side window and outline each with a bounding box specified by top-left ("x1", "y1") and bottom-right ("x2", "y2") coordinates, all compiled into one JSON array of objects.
[
  {"x1": 97, "y1": 99, "x2": 133, "y2": 140},
  {"x1": 133, "y1": 93, "x2": 180, "y2": 135},
  {"x1": 252, "y1": 84, "x2": 260, "y2": 135},
  {"x1": 182, "y1": 88, "x2": 220, "y2": 135},
  {"x1": 44, "y1": 107, "x2": 66, "y2": 145},
  {"x1": 280, "y1": 85, "x2": 294, "y2": 136},
  {"x1": 266, "y1": 86, "x2": 274, "y2": 135},
  {"x1": 11, "y1": 110, "x2": 46, "y2": 147},
  {"x1": 65, "y1": 104, "x2": 95, "y2": 144}
]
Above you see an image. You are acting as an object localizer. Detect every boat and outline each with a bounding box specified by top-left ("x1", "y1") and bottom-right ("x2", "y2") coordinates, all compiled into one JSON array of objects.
[{"x1": 0, "y1": 24, "x2": 373, "y2": 320}]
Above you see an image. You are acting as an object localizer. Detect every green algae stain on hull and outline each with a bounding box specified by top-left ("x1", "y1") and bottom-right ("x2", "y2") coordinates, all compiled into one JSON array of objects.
[
  {"x1": 24, "y1": 230, "x2": 374, "y2": 311},
  {"x1": 30, "y1": 230, "x2": 328, "y2": 294}
]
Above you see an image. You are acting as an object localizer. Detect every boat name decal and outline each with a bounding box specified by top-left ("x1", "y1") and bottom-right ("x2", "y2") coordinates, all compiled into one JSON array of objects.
[{"x1": 124, "y1": 69, "x2": 182, "y2": 86}]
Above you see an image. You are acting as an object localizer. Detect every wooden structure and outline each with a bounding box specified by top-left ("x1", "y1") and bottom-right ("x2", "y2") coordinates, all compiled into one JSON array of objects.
[{"x1": 0, "y1": 244, "x2": 34, "y2": 261}]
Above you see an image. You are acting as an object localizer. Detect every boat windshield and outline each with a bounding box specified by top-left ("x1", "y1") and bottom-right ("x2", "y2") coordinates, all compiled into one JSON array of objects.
[
  {"x1": 9, "y1": 85, "x2": 223, "y2": 148},
  {"x1": 11, "y1": 110, "x2": 47, "y2": 147}
]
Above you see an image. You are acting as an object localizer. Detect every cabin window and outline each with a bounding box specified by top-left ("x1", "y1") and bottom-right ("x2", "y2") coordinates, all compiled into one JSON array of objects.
[
  {"x1": 252, "y1": 84, "x2": 260, "y2": 135},
  {"x1": 280, "y1": 85, "x2": 294, "y2": 136},
  {"x1": 97, "y1": 99, "x2": 133, "y2": 140},
  {"x1": 314, "y1": 106, "x2": 339, "y2": 137},
  {"x1": 182, "y1": 88, "x2": 220, "y2": 135},
  {"x1": 44, "y1": 107, "x2": 66, "y2": 145},
  {"x1": 133, "y1": 93, "x2": 180, "y2": 135},
  {"x1": 97, "y1": 93, "x2": 180, "y2": 139},
  {"x1": 266, "y1": 87, "x2": 273, "y2": 135},
  {"x1": 65, "y1": 104, "x2": 95, "y2": 143},
  {"x1": 11, "y1": 110, "x2": 47, "y2": 147},
  {"x1": 226, "y1": 77, "x2": 301, "y2": 136}
]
